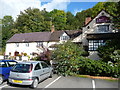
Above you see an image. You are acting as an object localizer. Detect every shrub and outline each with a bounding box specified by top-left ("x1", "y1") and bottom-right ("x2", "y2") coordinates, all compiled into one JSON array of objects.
[
  {"x1": 78, "y1": 58, "x2": 119, "y2": 78},
  {"x1": 23, "y1": 53, "x2": 27, "y2": 56},
  {"x1": 52, "y1": 41, "x2": 119, "y2": 78},
  {"x1": 52, "y1": 41, "x2": 88, "y2": 76}
]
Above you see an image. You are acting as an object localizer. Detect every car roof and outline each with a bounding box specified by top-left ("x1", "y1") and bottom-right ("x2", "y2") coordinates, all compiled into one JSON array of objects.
[
  {"x1": 0, "y1": 59, "x2": 16, "y2": 62},
  {"x1": 16, "y1": 61, "x2": 43, "y2": 65}
]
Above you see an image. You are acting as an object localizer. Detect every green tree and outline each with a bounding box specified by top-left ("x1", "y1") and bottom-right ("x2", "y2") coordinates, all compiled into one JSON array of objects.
[
  {"x1": 52, "y1": 41, "x2": 86, "y2": 76},
  {"x1": 75, "y1": 8, "x2": 93, "y2": 29},
  {"x1": 65, "y1": 11, "x2": 76, "y2": 30},
  {"x1": 15, "y1": 7, "x2": 51, "y2": 33},
  {"x1": 112, "y1": 1, "x2": 120, "y2": 32},
  {"x1": 49, "y1": 9, "x2": 67, "y2": 30},
  {"x1": 2, "y1": 16, "x2": 14, "y2": 49}
]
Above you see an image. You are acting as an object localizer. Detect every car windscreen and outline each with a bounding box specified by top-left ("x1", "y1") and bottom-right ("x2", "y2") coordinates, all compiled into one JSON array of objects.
[{"x1": 11, "y1": 64, "x2": 32, "y2": 73}]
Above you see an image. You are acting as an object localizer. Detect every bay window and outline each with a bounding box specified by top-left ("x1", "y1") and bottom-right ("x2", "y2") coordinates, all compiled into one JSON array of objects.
[{"x1": 89, "y1": 40, "x2": 105, "y2": 51}]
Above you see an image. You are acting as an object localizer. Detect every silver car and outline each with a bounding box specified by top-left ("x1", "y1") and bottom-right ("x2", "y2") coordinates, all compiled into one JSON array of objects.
[{"x1": 8, "y1": 61, "x2": 53, "y2": 88}]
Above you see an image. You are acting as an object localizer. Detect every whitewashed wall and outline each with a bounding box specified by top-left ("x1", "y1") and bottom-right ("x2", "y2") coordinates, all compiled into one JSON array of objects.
[
  {"x1": 5, "y1": 42, "x2": 48, "y2": 57},
  {"x1": 6, "y1": 40, "x2": 62, "y2": 58}
]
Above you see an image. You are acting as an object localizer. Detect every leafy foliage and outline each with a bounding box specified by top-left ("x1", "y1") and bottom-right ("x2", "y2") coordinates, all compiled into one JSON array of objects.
[
  {"x1": 98, "y1": 34, "x2": 120, "y2": 63},
  {"x1": 52, "y1": 41, "x2": 86, "y2": 76},
  {"x1": 14, "y1": 8, "x2": 51, "y2": 33},
  {"x1": 78, "y1": 58, "x2": 119, "y2": 78},
  {"x1": 2, "y1": 16, "x2": 14, "y2": 49},
  {"x1": 49, "y1": 9, "x2": 67, "y2": 30},
  {"x1": 112, "y1": 1, "x2": 120, "y2": 31},
  {"x1": 52, "y1": 41, "x2": 119, "y2": 78}
]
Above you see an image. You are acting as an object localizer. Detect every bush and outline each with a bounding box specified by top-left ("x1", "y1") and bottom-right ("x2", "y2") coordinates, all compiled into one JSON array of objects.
[
  {"x1": 23, "y1": 53, "x2": 27, "y2": 56},
  {"x1": 78, "y1": 58, "x2": 119, "y2": 78},
  {"x1": 52, "y1": 41, "x2": 86, "y2": 76},
  {"x1": 52, "y1": 41, "x2": 119, "y2": 78}
]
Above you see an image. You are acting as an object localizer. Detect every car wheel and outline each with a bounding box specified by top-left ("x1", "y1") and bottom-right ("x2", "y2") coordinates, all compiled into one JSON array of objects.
[
  {"x1": 49, "y1": 71, "x2": 53, "y2": 78},
  {"x1": 0, "y1": 75, "x2": 3, "y2": 85},
  {"x1": 31, "y1": 78, "x2": 38, "y2": 89}
]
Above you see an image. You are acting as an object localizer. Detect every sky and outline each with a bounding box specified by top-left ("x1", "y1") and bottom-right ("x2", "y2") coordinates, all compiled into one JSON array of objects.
[{"x1": 0, "y1": 0, "x2": 111, "y2": 20}]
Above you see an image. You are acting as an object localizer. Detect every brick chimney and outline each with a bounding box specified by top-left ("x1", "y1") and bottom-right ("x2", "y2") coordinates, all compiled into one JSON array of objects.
[
  {"x1": 85, "y1": 17, "x2": 91, "y2": 25},
  {"x1": 51, "y1": 25, "x2": 55, "y2": 33}
]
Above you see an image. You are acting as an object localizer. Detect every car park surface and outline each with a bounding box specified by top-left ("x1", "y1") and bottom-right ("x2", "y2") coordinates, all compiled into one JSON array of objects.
[
  {"x1": 8, "y1": 61, "x2": 53, "y2": 88},
  {"x1": 0, "y1": 60, "x2": 17, "y2": 85},
  {"x1": 1, "y1": 74, "x2": 118, "y2": 89}
]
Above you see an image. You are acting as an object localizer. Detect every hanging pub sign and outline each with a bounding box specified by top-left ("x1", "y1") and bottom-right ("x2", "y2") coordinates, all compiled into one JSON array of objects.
[{"x1": 96, "y1": 16, "x2": 111, "y2": 23}]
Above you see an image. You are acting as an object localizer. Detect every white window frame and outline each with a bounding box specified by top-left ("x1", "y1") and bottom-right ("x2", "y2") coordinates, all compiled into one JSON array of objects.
[
  {"x1": 88, "y1": 40, "x2": 105, "y2": 51},
  {"x1": 26, "y1": 43, "x2": 29, "y2": 47},
  {"x1": 36, "y1": 42, "x2": 43, "y2": 47},
  {"x1": 61, "y1": 36, "x2": 69, "y2": 41}
]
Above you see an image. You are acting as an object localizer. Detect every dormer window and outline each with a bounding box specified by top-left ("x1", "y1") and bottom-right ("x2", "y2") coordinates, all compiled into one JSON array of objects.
[
  {"x1": 61, "y1": 36, "x2": 69, "y2": 41},
  {"x1": 98, "y1": 25, "x2": 109, "y2": 32}
]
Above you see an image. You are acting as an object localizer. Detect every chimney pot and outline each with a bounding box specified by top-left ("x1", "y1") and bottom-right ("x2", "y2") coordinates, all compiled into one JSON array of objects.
[
  {"x1": 51, "y1": 25, "x2": 55, "y2": 33},
  {"x1": 85, "y1": 17, "x2": 91, "y2": 25}
]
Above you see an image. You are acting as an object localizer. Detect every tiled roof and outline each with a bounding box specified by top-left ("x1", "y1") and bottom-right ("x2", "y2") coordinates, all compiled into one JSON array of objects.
[
  {"x1": 7, "y1": 30, "x2": 82, "y2": 43},
  {"x1": 65, "y1": 30, "x2": 82, "y2": 39},
  {"x1": 7, "y1": 32, "x2": 51, "y2": 43},
  {"x1": 50, "y1": 30, "x2": 82, "y2": 41},
  {"x1": 49, "y1": 31, "x2": 64, "y2": 41}
]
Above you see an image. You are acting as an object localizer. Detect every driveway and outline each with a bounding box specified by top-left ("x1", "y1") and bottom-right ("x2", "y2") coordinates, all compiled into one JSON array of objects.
[{"x1": 0, "y1": 74, "x2": 119, "y2": 90}]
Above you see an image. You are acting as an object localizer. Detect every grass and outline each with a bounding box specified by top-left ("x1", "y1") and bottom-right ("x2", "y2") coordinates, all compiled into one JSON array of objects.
[{"x1": 72, "y1": 74, "x2": 119, "y2": 81}]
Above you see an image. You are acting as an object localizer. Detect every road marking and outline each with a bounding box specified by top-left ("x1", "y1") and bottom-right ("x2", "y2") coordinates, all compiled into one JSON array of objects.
[
  {"x1": 92, "y1": 79, "x2": 95, "y2": 90},
  {"x1": 43, "y1": 76, "x2": 61, "y2": 89},
  {"x1": 0, "y1": 84, "x2": 8, "y2": 89}
]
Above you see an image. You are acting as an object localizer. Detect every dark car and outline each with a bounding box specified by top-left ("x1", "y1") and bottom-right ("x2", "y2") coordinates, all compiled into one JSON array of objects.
[{"x1": 0, "y1": 60, "x2": 17, "y2": 85}]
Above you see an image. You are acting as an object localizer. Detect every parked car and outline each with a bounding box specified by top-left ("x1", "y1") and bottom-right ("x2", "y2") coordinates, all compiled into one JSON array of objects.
[
  {"x1": 8, "y1": 61, "x2": 53, "y2": 88},
  {"x1": 0, "y1": 60, "x2": 17, "y2": 85}
]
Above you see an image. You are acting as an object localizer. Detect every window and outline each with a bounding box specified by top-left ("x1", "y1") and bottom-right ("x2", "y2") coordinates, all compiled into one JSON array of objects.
[
  {"x1": 98, "y1": 25, "x2": 109, "y2": 32},
  {"x1": 26, "y1": 43, "x2": 29, "y2": 47},
  {"x1": 61, "y1": 36, "x2": 69, "y2": 40},
  {"x1": 34, "y1": 63, "x2": 41, "y2": 70},
  {"x1": 36, "y1": 42, "x2": 43, "y2": 47},
  {"x1": 16, "y1": 43, "x2": 19, "y2": 47},
  {"x1": 0, "y1": 62, "x2": 7, "y2": 67},
  {"x1": 11, "y1": 64, "x2": 33, "y2": 73},
  {"x1": 87, "y1": 26, "x2": 90, "y2": 29},
  {"x1": 41, "y1": 62, "x2": 48, "y2": 68},
  {"x1": 7, "y1": 61, "x2": 17, "y2": 67},
  {"x1": 89, "y1": 40, "x2": 105, "y2": 51}
]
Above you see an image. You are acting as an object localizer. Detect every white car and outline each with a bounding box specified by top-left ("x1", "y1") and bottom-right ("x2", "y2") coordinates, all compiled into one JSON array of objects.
[{"x1": 8, "y1": 61, "x2": 53, "y2": 88}]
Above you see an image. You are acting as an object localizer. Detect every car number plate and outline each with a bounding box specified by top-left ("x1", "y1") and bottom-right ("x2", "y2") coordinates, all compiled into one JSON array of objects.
[{"x1": 13, "y1": 80, "x2": 22, "y2": 83}]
